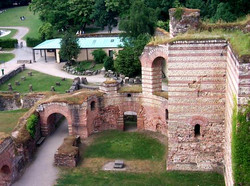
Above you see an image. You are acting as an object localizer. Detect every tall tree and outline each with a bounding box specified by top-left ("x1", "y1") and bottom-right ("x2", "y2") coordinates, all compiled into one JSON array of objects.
[
  {"x1": 119, "y1": 0, "x2": 157, "y2": 38},
  {"x1": 114, "y1": 34, "x2": 150, "y2": 77},
  {"x1": 91, "y1": 0, "x2": 118, "y2": 33},
  {"x1": 59, "y1": 32, "x2": 80, "y2": 63}
]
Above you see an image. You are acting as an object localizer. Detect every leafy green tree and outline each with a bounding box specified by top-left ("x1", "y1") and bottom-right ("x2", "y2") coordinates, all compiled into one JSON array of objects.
[
  {"x1": 104, "y1": 56, "x2": 114, "y2": 71},
  {"x1": 119, "y1": 0, "x2": 157, "y2": 38},
  {"x1": 92, "y1": 0, "x2": 118, "y2": 33},
  {"x1": 212, "y1": 2, "x2": 236, "y2": 22},
  {"x1": 39, "y1": 22, "x2": 53, "y2": 40},
  {"x1": 114, "y1": 34, "x2": 150, "y2": 77},
  {"x1": 59, "y1": 32, "x2": 80, "y2": 63},
  {"x1": 185, "y1": 0, "x2": 205, "y2": 16},
  {"x1": 92, "y1": 49, "x2": 107, "y2": 64}
]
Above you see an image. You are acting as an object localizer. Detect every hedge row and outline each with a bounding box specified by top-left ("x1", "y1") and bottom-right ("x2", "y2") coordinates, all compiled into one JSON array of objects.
[
  {"x1": 0, "y1": 38, "x2": 18, "y2": 48},
  {"x1": 26, "y1": 37, "x2": 43, "y2": 47}
]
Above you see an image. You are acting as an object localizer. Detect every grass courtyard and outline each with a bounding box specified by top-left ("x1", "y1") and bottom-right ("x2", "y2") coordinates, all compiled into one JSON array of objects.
[
  {"x1": 0, "y1": 69, "x2": 72, "y2": 93},
  {"x1": 56, "y1": 131, "x2": 225, "y2": 186},
  {"x1": 0, "y1": 53, "x2": 15, "y2": 62},
  {"x1": 0, "y1": 109, "x2": 28, "y2": 134},
  {"x1": 0, "y1": 6, "x2": 42, "y2": 39}
]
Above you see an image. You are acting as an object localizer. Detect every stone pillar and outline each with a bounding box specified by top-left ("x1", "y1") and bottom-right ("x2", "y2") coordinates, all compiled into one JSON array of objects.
[
  {"x1": 169, "y1": 8, "x2": 200, "y2": 38},
  {"x1": 99, "y1": 81, "x2": 119, "y2": 94}
]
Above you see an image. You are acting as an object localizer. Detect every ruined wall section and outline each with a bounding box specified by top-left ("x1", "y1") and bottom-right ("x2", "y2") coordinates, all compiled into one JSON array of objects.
[
  {"x1": 167, "y1": 40, "x2": 227, "y2": 171},
  {"x1": 224, "y1": 45, "x2": 250, "y2": 186}
]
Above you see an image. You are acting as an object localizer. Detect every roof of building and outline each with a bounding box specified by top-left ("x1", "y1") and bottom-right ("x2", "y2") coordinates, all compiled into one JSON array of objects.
[{"x1": 33, "y1": 37, "x2": 123, "y2": 50}]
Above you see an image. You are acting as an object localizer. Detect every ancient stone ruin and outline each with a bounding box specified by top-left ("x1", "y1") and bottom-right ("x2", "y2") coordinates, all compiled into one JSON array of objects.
[{"x1": 0, "y1": 8, "x2": 249, "y2": 186}]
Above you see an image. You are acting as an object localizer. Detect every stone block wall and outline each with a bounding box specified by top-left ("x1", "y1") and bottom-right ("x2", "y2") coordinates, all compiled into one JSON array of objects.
[
  {"x1": 0, "y1": 65, "x2": 25, "y2": 85},
  {"x1": 166, "y1": 40, "x2": 227, "y2": 171},
  {"x1": 224, "y1": 45, "x2": 250, "y2": 186}
]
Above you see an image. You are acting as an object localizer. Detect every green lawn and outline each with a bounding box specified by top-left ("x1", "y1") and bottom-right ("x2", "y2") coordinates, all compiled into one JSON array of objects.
[
  {"x1": 0, "y1": 69, "x2": 72, "y2": 93},
  {"x1": 56, "y1": 168, "x2": 225, "y2": 186},
  {"x1": 0, "y1": 29, "x2": 18, "y2": 39},
  {"x1": 0, "y1": 53, "x2": 15, "y2": 62},
  {"x1": 84, "y1": 131, "x2": 165, "y2": 161},
  {"x1": 0, "y1": 109, "x2": 28, "y2": 134},
  {"x1": 76, "y1": 61, "x2": 104, "y2": 72},
  {"x1": 0, "y1": 6, "x2": 42, "y2": 39}
]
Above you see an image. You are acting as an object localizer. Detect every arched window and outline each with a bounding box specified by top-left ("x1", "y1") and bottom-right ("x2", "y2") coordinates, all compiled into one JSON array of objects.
[
  {"x1": 127, "y1": 94, "x2": 132, "y2": 97},
  {"x1": 90, "y1": 101, "x2": 96, "y2": 111},
  {"x1": 165, "y1": 109, "x2": 169, "y2": 120},
  {"x1": 1, "y1": 165, "x2": 11, "y2": 174},
  {"x1": 194, "y1": 124, "x2": 200, "y2": 137}
]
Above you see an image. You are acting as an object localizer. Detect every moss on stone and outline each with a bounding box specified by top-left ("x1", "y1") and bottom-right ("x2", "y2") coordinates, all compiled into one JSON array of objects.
[
  {"x1": 153, "y1": 91, "x2": 168, "y2": 99},
  {"x1": 118, "y1": 85, "x2": 142, "y2": 93}
]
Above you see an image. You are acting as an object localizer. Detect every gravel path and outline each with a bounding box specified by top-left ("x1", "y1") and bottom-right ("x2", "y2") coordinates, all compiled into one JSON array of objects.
[
  {"x1": 0, "y1": 26, "x2": 106, "y2": 83},
  {"x1": 13, "y1": 119, "x2": 68, "y2": 186}
]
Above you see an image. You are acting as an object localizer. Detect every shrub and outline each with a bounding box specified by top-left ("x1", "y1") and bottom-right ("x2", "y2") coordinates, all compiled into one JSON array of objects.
[
  {"x1": 103, "y1": 56, "x2": 114, "y2": 71},
  {"x1": 26, "y1": 37, "x2": 43, "y2": 47},
  {"x1": 174, "y1": 7, "x2": 184, "y2": 20},
  {"x1": 156, "y1": 20, "x2": 169, "y2": 32},
  {"x1": 91, "y1": 49, "x2": 107, "y2": 64},
  {"x1": 0, "y1": 38, "x2": 18, "y2": 48},
  {"x1": 26, "y1": 114, "x2": 39, "y2": 138}
]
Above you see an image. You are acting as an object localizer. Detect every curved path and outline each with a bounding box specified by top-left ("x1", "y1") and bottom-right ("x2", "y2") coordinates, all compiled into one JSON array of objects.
[
  {"x1": 13, "y1": 119, "x2": 68, "y2": 186},
  {"x1": 0, "y1": 26, "x2": 106, "y2": 83}
]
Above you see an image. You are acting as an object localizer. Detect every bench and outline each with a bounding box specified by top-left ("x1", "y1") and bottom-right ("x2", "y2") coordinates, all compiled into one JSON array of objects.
[
  {"x1": 36, "y1": 137, "x2": 46, "y2": 146},
  {"x1": 17, "y1": 60, "x2": 32, "y2": 64}
]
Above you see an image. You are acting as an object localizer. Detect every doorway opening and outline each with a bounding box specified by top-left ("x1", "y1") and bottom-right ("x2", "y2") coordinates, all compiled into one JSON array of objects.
[
  {"x1": 123, "y1": 111, "x2": 137, "y2": 131},
  {"x1": 47, "y1": 113, "x2": 69, "y2": 135}
]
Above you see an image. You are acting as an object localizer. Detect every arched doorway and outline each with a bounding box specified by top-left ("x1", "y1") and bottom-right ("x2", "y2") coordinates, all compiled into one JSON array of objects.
[
  {"x1": 46, "y1": 113, "x2": 69, "y2": 135},
  {"x1": 152, "y1": 57, "x2": 168, "y2": 92},
  {"x1": 123, "y1": 111, "x2": 137, "y2": 131}
]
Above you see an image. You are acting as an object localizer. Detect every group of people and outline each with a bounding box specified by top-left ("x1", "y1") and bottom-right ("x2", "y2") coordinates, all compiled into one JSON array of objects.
[{"x1": 20, "y1": 16, "x2": 26, "y2": 21}]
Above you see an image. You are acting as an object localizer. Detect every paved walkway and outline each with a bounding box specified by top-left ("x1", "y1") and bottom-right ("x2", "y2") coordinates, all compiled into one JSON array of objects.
[
  {"x1": 13, "y1": 119, "x2": 68, "y2": 186},
  {"x1": 0, "y1": 26, "x2": 106, "y2": 83}
]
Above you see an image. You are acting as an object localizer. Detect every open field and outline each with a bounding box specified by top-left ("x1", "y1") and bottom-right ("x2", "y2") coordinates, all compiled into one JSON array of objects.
[
  {"x1": 0, "y1": 53, "x2": 15, "y2": 62},
  {"x1": 0, "y1": 6, "x2": 42, "y2": 39},
  {"x1": 0, "y1": 109, "x2": 28, "y2": 134},
  {"x1": 0, "y1": 69, "x2": 72, "y2": 93}
]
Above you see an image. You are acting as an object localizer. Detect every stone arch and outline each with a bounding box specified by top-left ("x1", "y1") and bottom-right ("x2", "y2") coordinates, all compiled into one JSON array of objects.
[
  {"x1": 38, "y1": 103, "x2": 73, "y2": 136},
  {"x1": 188, "y1": 116, "x2": 208, "y2": 138},
  {"x1": 140, "y1": 46, "x2": 168, "y2": 94},
  {"x1": 0, "y1": 165, "x2": 11, "y2": 175},
  {"x1": 117, "y1": 102, "x2": 145, "y2": 130},
  {"x1": 0, "y1": 161, "x2": 12, "y2": 183}
]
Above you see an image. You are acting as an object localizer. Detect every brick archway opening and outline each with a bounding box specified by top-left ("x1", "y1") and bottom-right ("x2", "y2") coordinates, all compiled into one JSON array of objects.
[
  {"x1": 46, "y1": 113, "x2": 69, "y2": 135},
  {"x1": 0, "y1": 165, "x2": 11, "y2": 175},
  {"x1": 152, "y1": 57, "x2": 168, "y2": 92},
  {"x1": 123, "y1": 111, "x2": 137, "y2": 131}
]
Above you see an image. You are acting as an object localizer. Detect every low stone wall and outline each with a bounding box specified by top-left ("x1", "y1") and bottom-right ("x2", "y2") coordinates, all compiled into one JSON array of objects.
[
  {"x1": 54, "y1": 135, "x2": 80, "y2": 167},
  {"x1": 0, "y1": 65, "x2": 25, "y2": 85},
  {"x1": 0, "y1": 92, "x2": 46, "y2": 111}
]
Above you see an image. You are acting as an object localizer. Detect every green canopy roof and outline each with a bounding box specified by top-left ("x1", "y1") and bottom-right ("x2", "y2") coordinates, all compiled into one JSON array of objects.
[{"x1": 33, "y1": 37, "x2": 123, "y2": 50}]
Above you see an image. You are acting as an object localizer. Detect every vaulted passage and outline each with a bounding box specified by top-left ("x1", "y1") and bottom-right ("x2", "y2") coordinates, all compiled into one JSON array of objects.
[
  {"x1": 123, "y1": 111, "x2": 137, "y2": 131},
  {"x1": 46, "y1": 113, "x2": 69, "y2": 135}
]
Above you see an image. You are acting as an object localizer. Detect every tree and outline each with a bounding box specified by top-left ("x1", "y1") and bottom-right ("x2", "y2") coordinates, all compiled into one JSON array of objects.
[
  {"x1": 119, "y1": 0, "x2": 157, "y2": 38},
  {"x1": 39, "y1": 22, "x2": 53, "y2": 40},
  {"x1": 92, "y1": 49, "x2": 107, "y2": 64},
  {"x1": 212, "y1": 2, "x2": 236, "y2": 22},
  {"x1": 91, "y1": 0, "x2": 118, "y2": 33},
  {"x1": 114, "y1": 34, "x2": 150, "y2": 77},
  {"x1": 185, "y1": 0, "x2": 205, "y2": 16},
  {"x1": 59, "y1": 32, "x2": 80, "y2": 63},
  {"x1": 104, "y1": 56, "x2": 114, "y2": 71}
]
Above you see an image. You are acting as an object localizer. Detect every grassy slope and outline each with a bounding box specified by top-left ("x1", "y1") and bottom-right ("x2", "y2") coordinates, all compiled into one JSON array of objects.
[
  {"x1": 0, "y1": 6, "x2": 42, "y2": 39},
  {"x1": 0, "y1": 53, "x2": 15, "y2": 62},
  {"x1": 0, "y1": 29, "x2": 18, "y2": 39},
  {"x1": 0, "y1": 109, "x2": 28, "y2": 134},
  {"x1": 0, "y1": 69, "x2": 72, "y2": 93},
  {"x1": 85, "y1": 131, "x2": 165, "y2": 161}
]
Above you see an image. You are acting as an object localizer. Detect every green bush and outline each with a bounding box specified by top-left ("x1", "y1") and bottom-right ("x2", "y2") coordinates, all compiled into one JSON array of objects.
[
  {"x1": 0, "y1": 38, "x2": 18, "y2": 48},
  {"x1": 174, "y1": 7, "x2": 184, "y2": 20},
  {"x1": 232, "y1": 100, "x2": 250, "y2": 185},
  {"x1": 26, "y1": 114, "x2": 39, "y2": 138},
  {"x1": 91, "y1": 49, "x2": 107, "y2": 64},
  {"x1": 103, "y1": 56, "x2": 114, "y2": 71},
  {"x1": 26, "y1": 37, "x2": 43, "y2": 47},
  {"x1": 156, "y1": 20, "x2": 169, "y2": 32}
]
